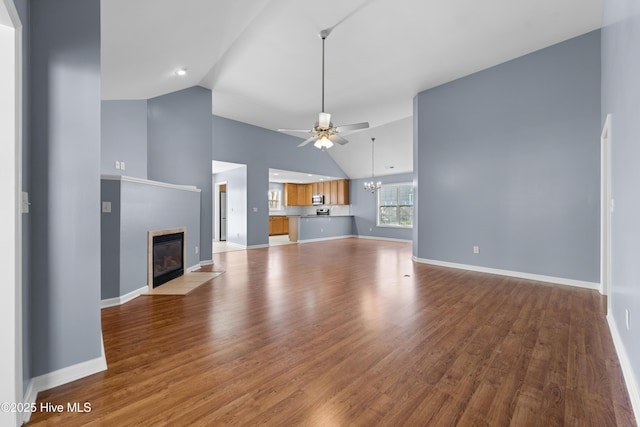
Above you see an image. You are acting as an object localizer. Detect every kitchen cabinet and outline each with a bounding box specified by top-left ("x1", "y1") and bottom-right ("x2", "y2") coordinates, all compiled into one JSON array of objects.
[
  {"x1": 322, "y1": 181, "x2": 332, "y2": 205},
  {"x1": 297, "y1": 184, "x2": 311, "y2": 206},
  {"x1": 337, "y1": 179, "x2": 349, "y2": 205},
  {"x1": 284, "y1": 179, "x2": 349, "y2": 206},
  {"x1": 284, "y1": 183, "x2": 297, "y2": 206},
  {"x1": 330, "y1": 180, "x2": 338, "y2": 205},
  {"x1": 269, "y1": 216, "x2": 288, "y2": 235}
]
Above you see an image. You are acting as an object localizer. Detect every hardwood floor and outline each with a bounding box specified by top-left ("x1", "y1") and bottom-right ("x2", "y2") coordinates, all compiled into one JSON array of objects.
[{"x1": 27, "y1": 239, "x2": 636, "y2": 426}]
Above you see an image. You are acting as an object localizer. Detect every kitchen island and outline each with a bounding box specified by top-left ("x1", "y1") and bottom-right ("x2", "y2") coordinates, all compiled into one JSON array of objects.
[{"x1": 287, "y1": 215, "x2": 354, "y2": 242}]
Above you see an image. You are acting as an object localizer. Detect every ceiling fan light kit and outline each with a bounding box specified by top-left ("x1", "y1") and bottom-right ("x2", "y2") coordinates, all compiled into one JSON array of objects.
[{"x1": 277, "y1": 28, "x2": 369, "y2": 150}]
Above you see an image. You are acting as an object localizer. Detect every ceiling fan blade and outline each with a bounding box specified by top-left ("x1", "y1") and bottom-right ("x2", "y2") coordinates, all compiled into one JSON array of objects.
[
  {"x1": 298, "y1": 135, "x2": 319, "y2": 147},
  {"x1": 335, "y1": 122, "x2": 369, "y2": 134},
  {"x1": 278, "y1": 128, "x2": 312, "y2": 134},
  {"x1": 329, "y1": 134, "x2": 349, "y2": 145}
]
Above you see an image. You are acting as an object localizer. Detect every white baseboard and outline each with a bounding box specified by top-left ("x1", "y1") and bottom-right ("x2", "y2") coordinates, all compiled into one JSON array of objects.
[
  {"x1": 101, "y1": 285, "x2": 147, "y2": 309},
  {"x1": 298, "y1": 235, "x2": 355, "y2": 244},
  {"x1": 413, "y1": 256, "x2": 600, "y2": 290},
  {"x1": 356, "y1": 235, "x2": 412, "y2": 243},
  {"x1": 21, "y1": 336, "x2": 107, "y2": 424},
  {"x1": 247, "y1": 244, "x2": 269, "y2": 249},
  {"x1": 199, "y1": 259, "x2": 214, "y2": 266},
  {"x1": 187, "y1": 263, "x2": 202, "y2": 272},
  {"x1": 607, "y1": 313, "x2": 640, "y2": 423}
]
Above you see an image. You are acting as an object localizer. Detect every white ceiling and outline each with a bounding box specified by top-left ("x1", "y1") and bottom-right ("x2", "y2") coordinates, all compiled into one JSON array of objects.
[{"x1": 102, "y1": 0, "x2": 603, "y2": 179}]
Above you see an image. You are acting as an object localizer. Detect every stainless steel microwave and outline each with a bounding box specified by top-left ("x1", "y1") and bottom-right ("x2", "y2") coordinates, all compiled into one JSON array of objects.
[{"x1": 312, "y1": 194, "x2": 324, "y2": 205}]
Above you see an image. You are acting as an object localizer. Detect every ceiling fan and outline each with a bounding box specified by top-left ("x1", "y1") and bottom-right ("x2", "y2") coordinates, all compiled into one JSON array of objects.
[{"x1": 277, "y1": 29, "x2": 369, "y2": 150}]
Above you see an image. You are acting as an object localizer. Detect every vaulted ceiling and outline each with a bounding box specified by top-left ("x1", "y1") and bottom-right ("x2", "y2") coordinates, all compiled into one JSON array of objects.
[{"x1": 101, "y1": 0, "x2": 603, "y2": 179}]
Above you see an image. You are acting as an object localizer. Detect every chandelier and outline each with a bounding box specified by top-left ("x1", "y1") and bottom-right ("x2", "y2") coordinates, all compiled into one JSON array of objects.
[{"x1": 363, "y1": 137, "x2": 382, "y2": 193}]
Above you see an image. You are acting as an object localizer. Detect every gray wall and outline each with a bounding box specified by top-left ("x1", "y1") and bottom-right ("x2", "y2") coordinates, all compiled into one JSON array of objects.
[
  {"x1": 101, "y1": 100, "x2": 148, "y2": 178},
  {"x1": 101, "y1": 179, "x2": 201, "y2": 299},
  {"x1": 213, "y1": 167, "x2": 248, "y2": 246},
  {"x1": 148, "y1": 87, "x2": 212, "y2": 261},
  {"x1": 413, "y1": 30, "x2": 601, "y2": 283},
  {"x1": 351, "y1": 173, "x2": 413, "y2": 241},
  {"x1": 101, "y1": 180, "x2": 121, "y2": 299},
  {"x1": 298, "y1": 216, "x2": 353, "y2": 241},
  {"x1": 212, "y1": 115, "x2": 347, "y2": 247},
  {"x1": 28, "y1": 0, "x2": 103, "y2": 375},
  {"x1": 602, "y1": 0, "x2": 640, "y2": 404}
]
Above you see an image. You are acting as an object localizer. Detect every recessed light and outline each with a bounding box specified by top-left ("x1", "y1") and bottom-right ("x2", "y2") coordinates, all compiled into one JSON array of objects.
[
  {"x1": 175, "y1": 68, "x2": 187, "y2": 76},
  {"x1": 307, "y1": 174, "x2": 313, "y2": 177},
  {"x1": 273, "y1": 173, "x2": 279, "y2": 176}
]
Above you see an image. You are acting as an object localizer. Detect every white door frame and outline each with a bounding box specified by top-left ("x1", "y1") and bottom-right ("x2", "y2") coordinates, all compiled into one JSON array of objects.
[
  {"x1": 0, "y1": 0, "x2": 23, "y2": 425},
  {"x1": 601, "y1": 114, "x2": 613, "y2": 311}
]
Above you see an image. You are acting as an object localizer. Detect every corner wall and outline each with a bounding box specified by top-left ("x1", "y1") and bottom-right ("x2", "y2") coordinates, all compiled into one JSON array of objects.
[
  {"x1": 602, "y1": 0, "x2": 640, "y2": 418},
  {"x1": 413, "y1": 30, "x2": 601, "y2": 284},
  {"x1": 148, "y1": 87, "x2": 212, "y2": 261},
  {"x1": 28, "y1": 0, "x2": 103, "y2": 377}
]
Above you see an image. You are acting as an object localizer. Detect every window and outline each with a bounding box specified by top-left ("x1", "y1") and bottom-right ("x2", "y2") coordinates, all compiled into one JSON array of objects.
[
  {"x1": 268, "y1": 190, "x2": 282, "y2": 211},
  {"x1": 377, "y1": 183, "x2": 413, "y2": 227}
]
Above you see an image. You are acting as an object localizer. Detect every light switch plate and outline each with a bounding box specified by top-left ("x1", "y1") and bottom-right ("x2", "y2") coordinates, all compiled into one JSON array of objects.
[
  {"x1": 22, "y1": 191, "x2": 30, "y2": 213},
  {"x1": 120, "y1": 161, "x2": 126, "y2": 171},
  {"x1": 102, "y1": 201, "x2": 112, "y2": 213}
]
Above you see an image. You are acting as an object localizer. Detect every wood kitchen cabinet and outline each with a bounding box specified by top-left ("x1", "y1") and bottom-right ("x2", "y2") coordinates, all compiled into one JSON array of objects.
[
  {"x1": 296, "y1": 184, "x2": 309, "y2": 206},
  {"x1": 322, "y1": 181, "x2": 332, "y2": 205},
  {"x1": 284, "y1": 180, "x2": 349, "y2": 206},
  {"x1": 269, "y1": 216, "x2": 288, "y2": 235},
  {"x1": 284, "y1": 183, "x2": 297, "y2": 206},
  {"x1": 311, "y1": 182, "x2": 320, "y2": 196},
  {"x1": 330, "y1": 180, "x2": 338, "y2": 205},
  {"x1": 337, "y1": 179, "x2": 349, "y2": 205}
]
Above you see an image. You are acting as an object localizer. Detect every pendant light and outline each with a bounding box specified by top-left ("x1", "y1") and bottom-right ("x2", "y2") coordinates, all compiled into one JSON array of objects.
[{"x1": 363, "y1": 137, "x2": 382, "y2": 193}]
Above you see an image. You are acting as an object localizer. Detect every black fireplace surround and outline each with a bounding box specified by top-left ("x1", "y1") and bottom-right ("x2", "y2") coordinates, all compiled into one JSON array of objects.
[{"x1": 152, "y1": 232, "x2": 184, "y2": 288}]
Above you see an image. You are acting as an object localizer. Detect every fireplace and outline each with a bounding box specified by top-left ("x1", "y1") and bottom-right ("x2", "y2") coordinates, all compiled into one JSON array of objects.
[{"x1": 148, "y1": 227, "x2": 186, "y2": 289}]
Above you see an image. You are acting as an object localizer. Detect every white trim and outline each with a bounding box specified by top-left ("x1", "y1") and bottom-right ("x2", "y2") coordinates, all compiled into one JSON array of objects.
[
  {"x1": 101, "y1": 174, "x2": 201, "y2": 193},
  {"x1": 298, "y1": 235, "x2": 356, "y2": 244},
  {"x1": 187, "y1": 263, "x2": 202, "y2": 272},
  {"x1": 356, "y1": 235, "x2": 412, "y2": 243},
  {"x1": 100, "y1": 286, "x2": 147, "y2": 309},
  {"x1": 199, "y1": 259, "x2": 214, "y2": 266},
  {"x1": 607, "y1": 313, "x2": 640, "y2": 422},
  {"x1": 0, "y1": 4, "x2": 22, "y2": 426},
  {"x1": 21, "y1": 340, "x2": 107, "y2": 424},
  {"x1": 413, "y1": 257, "x2": 600, "y2": 290},
  {"x1": 601, "y1": 114, "x2": 613, "y2": 301},
  {"x1": 247, "y1": 244, "x2": 270, "y2": 249}
]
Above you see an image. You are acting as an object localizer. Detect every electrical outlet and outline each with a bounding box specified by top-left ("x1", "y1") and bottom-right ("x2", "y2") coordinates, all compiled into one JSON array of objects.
[
  {"x1": 102, "y1": 201, "x2": 112, "y2": 213},
  {"x1": 320, "y1": 228, "x2": 324, "y2": 233},
  {"x1": 473, "y1": 246, "x2": 480, "y2": 254},
  {"x1": 115, "y1": 160, "x2": 120, "y2": 169},
  {"x1": 626, "y1": 308, "x2": 630, "y2": 330},
  {"x1": 195, "y1": 246, "x2": 199, "y2": 254},
  {"x1": 120, "y1": 161, "x2": 126, "y2": 171}
]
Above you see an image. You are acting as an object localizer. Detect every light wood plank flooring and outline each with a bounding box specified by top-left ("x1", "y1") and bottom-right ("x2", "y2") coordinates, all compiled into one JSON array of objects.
[{"x1": 27, "y1": 239, "x2": 636, "y2": 426}]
